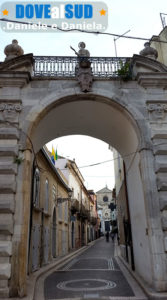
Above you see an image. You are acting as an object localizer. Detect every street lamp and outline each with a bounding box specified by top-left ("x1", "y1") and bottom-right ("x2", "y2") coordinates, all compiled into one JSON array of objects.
[
  {"x1": 68, "y1": 190, "x2": 73, "y2": 199},
  {"x1": 114, "y1": 30, "x2": 131, "y2": 57}
]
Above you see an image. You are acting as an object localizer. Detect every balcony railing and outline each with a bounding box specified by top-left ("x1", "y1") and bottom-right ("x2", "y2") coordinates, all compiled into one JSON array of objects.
[
  {"x1": 71, "y1": 198, "x2": 80, "y2": 214},
  {"x1": 33, "y1": 56, "x2": 130, "y2": 78}
]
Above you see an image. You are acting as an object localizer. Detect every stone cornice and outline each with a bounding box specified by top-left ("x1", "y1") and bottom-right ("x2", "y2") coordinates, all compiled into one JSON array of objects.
[
  {"x1": 0, "y1": 54, "x2": 34, "y2": 73},
  {"x1": 0, "y1": 71, "x2": 31, "y2": 87},
  {"x1": 136, "y1": 72, "x2": 167, "y2": 88},
  {"x1": 132, "y1": 54, "x2": 167, "y2": 73}
]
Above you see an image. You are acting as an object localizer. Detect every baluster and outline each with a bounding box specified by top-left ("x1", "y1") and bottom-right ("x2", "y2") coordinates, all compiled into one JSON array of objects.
[
  {"x1": 91, "y1": 59, "x2": 94, "y2": 76},
  {"x1": 44, "y1": 59, "x2": 46, "y2": 76},
  {"x1": 50, "y1": 59, "x2": 52, "y2": 76},
  {"x1": 46, "y1": 58, "x2": 49, "y2": 76},
  {"x1": 34, "y1": 59, "x2": 37, "y2": 76},
  {"x1": 106, "y1": 59, "x2": 109, "y2": 77},
  {"x1": 57, "y1": 57, "x2": 60, "y2": 76},
  {"x1": 99, "y1": 59, "x2": 101, "y2": 77},
  {"x1": 109, "y1": 59, "x2": 112, "y2": 76},
  {"x1": 102, "y1": 59, "x2": 105, "y2": 76},
  {"x1": 71, "y1": 58, "x2": 74, "y2": 76},
  {"x1": 92, "y1": 59, "x2": 95, "y2": 76},
  {"x1": 68, "y1": 57, "x2": 70, "y2": 76},
  {"x1": 52, "y1": 58, "x2": 55, "y2": 76},
  {"x1": 94, "y1": 59, "x2": 96, "y2": 76},
  {"x1": 55, "y1": 57, "x2": 57, "y2": 76},
  {"x1": 113, "y1": 59, "x2": 117, "y2": 76},
  {"x1": 34, "y1": 56, "x2": 130, "y2": 78},
  {"x1": 39, "y1": 58, "x2": 41, "y2": 75},
  {"x1": 95, "y1": 59, "x2": 98, "y2": 77}
]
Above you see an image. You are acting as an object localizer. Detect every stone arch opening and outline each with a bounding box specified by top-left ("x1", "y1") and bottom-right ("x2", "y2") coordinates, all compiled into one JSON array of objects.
[
  {"x1": 24, "y1": 93, "x2": 152, "y2": 286},
  {"x1": 29, "y1": 94, "x2": 141, "y2": 167}
]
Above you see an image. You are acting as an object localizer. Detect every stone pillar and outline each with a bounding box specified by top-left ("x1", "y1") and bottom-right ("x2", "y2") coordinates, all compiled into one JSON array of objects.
[
  {"x1": 0, "y1": 103, "x2": 20, "y2": 297},
  {"x1": 0, "y1": 72, "x2": 31, "y2": 297},
  {"x1": 146, "y1": 102, "x2": 167, "y2": 290},
  {"x1": 139, "y1": 146, "x2": 167, "y2": 291}
]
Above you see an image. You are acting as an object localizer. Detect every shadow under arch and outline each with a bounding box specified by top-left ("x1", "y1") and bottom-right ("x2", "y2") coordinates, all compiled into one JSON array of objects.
[{"x1": 29, "y1": 93, "x2": 144, "y2": 167}]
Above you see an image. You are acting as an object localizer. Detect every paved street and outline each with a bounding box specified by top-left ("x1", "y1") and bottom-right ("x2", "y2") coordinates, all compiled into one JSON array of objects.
[{"x1": 43, "y1": 238, "x2": 147, "y2": 300}]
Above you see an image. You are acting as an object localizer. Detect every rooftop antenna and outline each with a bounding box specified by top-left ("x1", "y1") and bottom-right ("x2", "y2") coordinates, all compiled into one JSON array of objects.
[
  {"x1": 160, "y1": 13, "x2": 167, "y2": 29},
  {"x1": 114, "y1": 29, "x2": 130, "y2": 57}
]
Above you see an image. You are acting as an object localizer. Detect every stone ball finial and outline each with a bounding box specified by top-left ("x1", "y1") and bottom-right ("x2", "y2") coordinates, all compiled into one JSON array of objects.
[
  {"x1": 139, "y1": 42, "x2": 158, "y2": 60},
  {"x1": 4, "y1": 39, "x2": 24, "y2": 61}
]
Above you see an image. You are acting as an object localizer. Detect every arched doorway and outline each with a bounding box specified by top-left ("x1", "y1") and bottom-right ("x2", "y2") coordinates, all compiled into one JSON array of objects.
[
  {"x1": 27, "y1": 95, "x2": 149, "y2": 280},
  {"x1": 10, "y1": 89, "x2": 167, "y2": 296},
  {"x1": 52, "y1": 207, "x2": 56, "y2": 258}
]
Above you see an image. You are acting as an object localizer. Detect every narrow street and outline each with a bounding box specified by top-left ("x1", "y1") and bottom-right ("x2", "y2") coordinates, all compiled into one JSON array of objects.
[{"x1": 41, "y1": 238, "x2": 147, "y2": 300}]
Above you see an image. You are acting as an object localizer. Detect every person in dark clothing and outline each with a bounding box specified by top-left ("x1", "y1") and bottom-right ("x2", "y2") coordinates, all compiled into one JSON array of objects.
[
  {"x1": 111, "y1": 232, "x2": 115, "y2": 242},
  {"x1": 106, "y1": 231, "x2": 109, "y2": 242}
]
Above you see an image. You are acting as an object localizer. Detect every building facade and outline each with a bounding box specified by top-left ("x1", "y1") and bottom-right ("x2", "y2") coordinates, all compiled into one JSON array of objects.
[
  {"x1": 150, "y1": 26, "x2": 167, "y2": 65},
  {"x1": 28, "y1": 148, "x2": 72, "y2": 274},
  {"x1": 96, "y1": 186, "x2": 115, "y2": 234},
  {"x1": 88, "y1": 190, "x2": 99, "y2": 240},
  {"x1": 55, "y1": 158, "x2": 98, "y2": 249},
  {"x1": 113, "y1": 149, "x2": 134, "y2": 270}
]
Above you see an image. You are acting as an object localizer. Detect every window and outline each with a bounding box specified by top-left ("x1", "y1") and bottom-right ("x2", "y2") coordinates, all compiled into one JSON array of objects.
[
  {"x1": 58, "y1": 202, "x2": 62, "y2": 221},
  {"x1": 44, "y1": 179, "x2": 49, "y2": 212},
  {"x1": 33, "y1": 168, "x2": 40, "y2": 208},
  {"x1": 103, "y1": 196, "x2": 108, "y2": 202},
  {"x1": 52, "y1": 185, "x2": 56, "y2": 202}
]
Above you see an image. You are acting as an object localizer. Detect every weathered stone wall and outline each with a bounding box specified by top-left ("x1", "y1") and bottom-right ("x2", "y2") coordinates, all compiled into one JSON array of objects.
[{"x1": 0, "y1": 53, "x2": 167, "y2": 296}]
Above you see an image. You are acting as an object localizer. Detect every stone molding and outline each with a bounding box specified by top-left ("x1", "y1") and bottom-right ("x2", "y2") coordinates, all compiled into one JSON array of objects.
[
  {"x1": 131, "y1": 54, "x2": 167, "y2": 77},
  {"x1": 159, "y1": 196, "x2": 167, "y2": 211},
  {"x1": 0, "y1": 54, "x2": 33, "y2": 74},
  {"x1": 147, "y1": 102, "x2": 167, "y2": 120},
  {"x1": 0, "y1": 101, "x2": 22, "y2": 123},
  {"x1": 0, "y1": 102, "x2": 22, "y2": 112},
  {"x1": 137, "y1": 72, "x2": 167, "y2": 88},
  {"x1": 0, "y1": 72, "x2": 31, "y2": 88},
  {"x1": 0, "y1": 127, "x2": 19, "y2": 139},
  {"x1": 157, "y1": 175, "x2": 167, "y2": 191},
  {"x1": 76, "y1": 65, "x2": 93, "y2": 92}
]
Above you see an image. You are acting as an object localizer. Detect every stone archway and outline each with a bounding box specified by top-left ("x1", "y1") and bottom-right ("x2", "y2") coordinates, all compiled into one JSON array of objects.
[
  {"x1": 0, "y1": 52, "x2": 167, "y2": 297},
  {"x1": 23, "y1": 92, "x2": 164, "y2": 293}
]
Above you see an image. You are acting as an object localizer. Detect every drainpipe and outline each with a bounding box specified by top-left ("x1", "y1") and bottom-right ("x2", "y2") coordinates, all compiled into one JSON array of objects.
[
  {"x1": 27, "y1": 160, "x2": 35, "y2": 274},
  {"x1": 123, "y1": 162, "x2": 135, "y2": 271}
]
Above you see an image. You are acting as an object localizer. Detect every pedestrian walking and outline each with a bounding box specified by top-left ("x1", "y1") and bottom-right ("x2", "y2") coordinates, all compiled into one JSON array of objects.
[
  {"x1": 111, "y1": 231, "x2": 115, "y2": 242},
  {"x1": 106, "y1": 231, "x2": 109, "y2": 242}
]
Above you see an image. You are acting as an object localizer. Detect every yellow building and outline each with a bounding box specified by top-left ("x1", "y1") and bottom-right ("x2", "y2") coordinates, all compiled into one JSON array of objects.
[
  {"x1": 28, "y1": 147, "x2": 72, "y2": 273},
  {"x1": 55, "y1": 158, "x2": 98, "y2": 248}
]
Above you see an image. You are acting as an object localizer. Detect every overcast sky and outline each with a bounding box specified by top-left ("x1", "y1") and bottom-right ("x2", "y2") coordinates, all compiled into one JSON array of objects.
[{"x1": 0, "y1": 0, "x2": 166, "y2": 191}]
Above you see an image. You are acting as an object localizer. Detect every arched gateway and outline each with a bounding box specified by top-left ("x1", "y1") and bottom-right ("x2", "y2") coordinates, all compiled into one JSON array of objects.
[{"x1": 0, "y1": 41, "x2": 167, "y2": 298}]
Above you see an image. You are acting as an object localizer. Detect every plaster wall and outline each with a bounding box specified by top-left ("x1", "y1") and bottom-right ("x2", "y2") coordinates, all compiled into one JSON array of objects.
[
  {"x1": 126, "y1": 153, "x2": 152, "y2": 285},
  {"x1": 151, "y1": 27, "x2": 167, "y2": 66}
]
